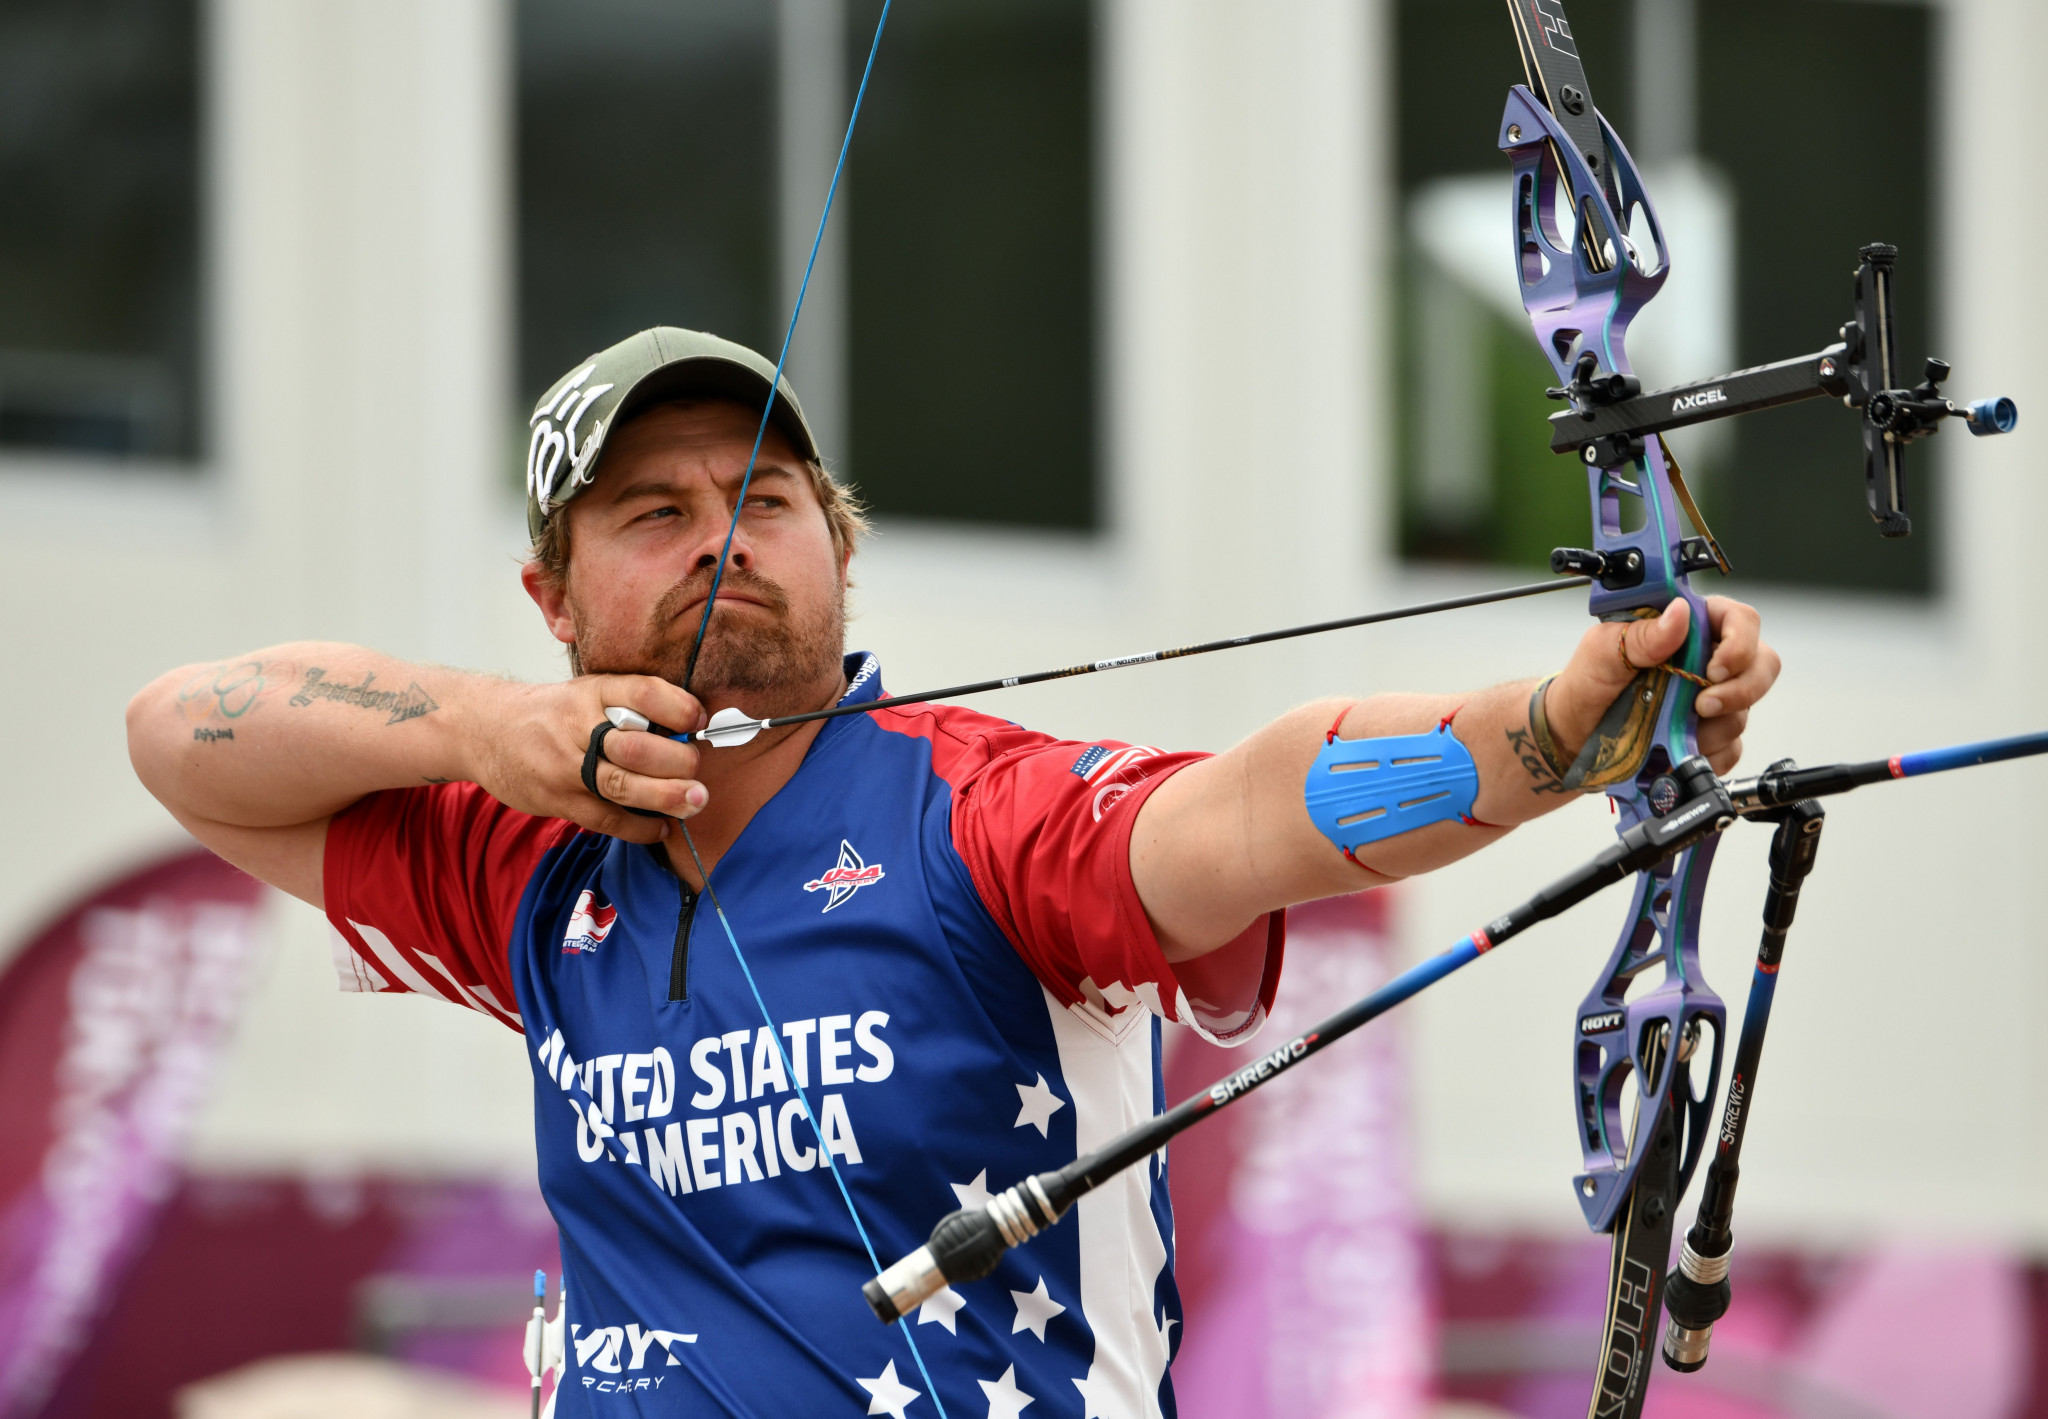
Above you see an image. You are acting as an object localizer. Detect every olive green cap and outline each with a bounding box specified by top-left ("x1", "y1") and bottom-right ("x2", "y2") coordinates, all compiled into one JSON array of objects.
[{"x1": 524, "y1": 326, "x2": 819, "y2": 542}]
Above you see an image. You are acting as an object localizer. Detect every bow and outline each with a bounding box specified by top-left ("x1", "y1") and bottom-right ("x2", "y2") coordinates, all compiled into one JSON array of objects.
[
  {"x1": 842, "y1": 6, "x2": 2021, "y2": 1419},
  {"x1": 1497, "y1": 7, "x2": 1728, "y2": 1410},
  {"x1": 1500, "y1": 3, "x2": 2015, "y2": 1411}
]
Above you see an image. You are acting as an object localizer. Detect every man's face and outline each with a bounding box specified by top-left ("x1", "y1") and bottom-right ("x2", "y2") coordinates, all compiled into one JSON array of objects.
[{"x1": 526, "y1": 398, "x2": 848, "y2": 715}]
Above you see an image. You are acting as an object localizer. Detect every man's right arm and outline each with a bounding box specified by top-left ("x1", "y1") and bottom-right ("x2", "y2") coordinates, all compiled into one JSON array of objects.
[{"x1": 127, "y1": 643, "x2": 708, "y2": 908}]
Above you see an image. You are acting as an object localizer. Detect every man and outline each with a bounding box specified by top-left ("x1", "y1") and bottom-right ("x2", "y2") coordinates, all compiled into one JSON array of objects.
[{"x1": 129, "y1": 328, "x2": 1778, "y2": 1417}]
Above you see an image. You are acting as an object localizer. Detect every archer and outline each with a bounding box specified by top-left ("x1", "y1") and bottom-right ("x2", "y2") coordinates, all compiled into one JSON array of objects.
[{"x1": 126, "y1": 326, "x2": 1778, "y2": 1416}]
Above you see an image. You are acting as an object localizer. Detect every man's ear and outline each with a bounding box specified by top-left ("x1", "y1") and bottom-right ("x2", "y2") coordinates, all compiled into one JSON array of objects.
[{"x1": 521, "y1": 559, "x2": 578, "y2": 647}]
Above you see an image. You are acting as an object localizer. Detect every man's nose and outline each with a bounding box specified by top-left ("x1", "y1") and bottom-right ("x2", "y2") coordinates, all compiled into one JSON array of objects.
[{"x1": 690, "y1": 510, "x2": 752, "y2": 574}]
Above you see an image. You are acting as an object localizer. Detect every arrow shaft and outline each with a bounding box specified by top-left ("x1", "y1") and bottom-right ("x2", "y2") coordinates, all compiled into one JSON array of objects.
[{"x1": 692, "y1": 575, "x2": 1591, "y2": 743}]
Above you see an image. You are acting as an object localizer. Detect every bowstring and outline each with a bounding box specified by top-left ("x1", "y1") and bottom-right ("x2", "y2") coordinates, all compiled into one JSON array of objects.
[
  {"x1": 670, "y1": 5, "x2": 949, "y2": 1415},
  {"x1": 679, "y1": 4, "x2": 885, "y2": 693}
]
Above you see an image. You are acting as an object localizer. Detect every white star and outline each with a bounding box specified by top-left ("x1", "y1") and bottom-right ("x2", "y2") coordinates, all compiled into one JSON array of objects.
[
  {"x1": 857, "y1": 1359, "x2": 921, "y2": 1419},
  {"x1": 977, "y1": 1364, "x2": 1036, "y2": 1419},
  {"x1": 1013, "y1": 1073, "x2": 1066, "y2": 1137},
  {"x1": 1008, "y1": 1276, "x2": 1066, "y2": 1341},
  {"x1": 1071, "y1": 1367, "x2": 1110, "y2": 1419},
  {"x1": 916, "y1": 1285, "x2": 966, "y2": 1334},
  {"x1": 951, "y1": 1169, "x2": 992, "y2": 1210}
]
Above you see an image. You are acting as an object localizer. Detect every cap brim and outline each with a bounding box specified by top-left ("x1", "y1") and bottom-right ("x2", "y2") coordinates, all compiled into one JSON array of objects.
[{"x1": 609, "y1": 357, "x2": 819, "y2": 464}]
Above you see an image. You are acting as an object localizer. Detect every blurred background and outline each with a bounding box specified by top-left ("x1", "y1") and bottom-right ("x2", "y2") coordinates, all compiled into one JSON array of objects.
[{"x1": 4, "y1": 0, "x2": 2045, "y2": 1415}]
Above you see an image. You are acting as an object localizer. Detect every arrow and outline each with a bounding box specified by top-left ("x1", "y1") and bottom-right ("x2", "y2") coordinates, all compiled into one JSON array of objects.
[{"x1": 627, "y1": 574, "x2": 1593, "y2": 748}]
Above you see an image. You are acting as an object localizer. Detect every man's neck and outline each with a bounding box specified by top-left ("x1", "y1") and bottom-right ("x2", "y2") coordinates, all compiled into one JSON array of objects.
[{"x1": 661, "y1": 667, "x2": 849, "y2": 887}]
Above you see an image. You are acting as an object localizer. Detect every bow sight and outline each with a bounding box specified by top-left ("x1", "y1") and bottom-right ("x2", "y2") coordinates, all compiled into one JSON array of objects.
[
  {"x1": 1540, "y1": 243, "x2": 2016, "y2": 548},
  {"x1": 1501, "y1": 3, "x2": 2013, "y2": 568}
]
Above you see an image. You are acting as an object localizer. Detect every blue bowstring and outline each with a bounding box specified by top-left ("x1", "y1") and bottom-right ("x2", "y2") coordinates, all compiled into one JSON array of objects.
[
  {"x1": 680, "y1": 1, "x2": 892, "y2": 692},
  {"x1": 671, "y1": 5, "x2": 948, "y2": 1415},
  {"x1": 677, "y1": 834, "x2": 947, "y2": 1419}
]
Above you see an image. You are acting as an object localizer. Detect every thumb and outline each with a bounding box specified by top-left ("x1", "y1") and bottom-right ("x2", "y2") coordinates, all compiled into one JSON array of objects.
[{"x1": 1622, "y1": 598, "x2": 1691, "y2": 672}]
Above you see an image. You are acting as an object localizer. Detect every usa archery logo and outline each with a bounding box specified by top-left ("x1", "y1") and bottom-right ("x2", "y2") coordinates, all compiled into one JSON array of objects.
[
  {"x1": 803, "y1": 841, "x2": 885, "y2": 912},
  {"x1": 563, "y1": 889, "x2": 618, "y2": 954}
]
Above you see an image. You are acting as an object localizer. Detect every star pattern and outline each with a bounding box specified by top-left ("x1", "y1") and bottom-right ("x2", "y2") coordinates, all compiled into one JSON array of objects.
[
  {"x1": 1008, "y1": 1276, "x2": 1066, "y2": 1341},
  {"x1": 857, "y1": 1360, "x2": 921, "y2": 1419},
  {"x1": 1070, "y1": 1367, "x2": 1110, "y2": 1419},
  {"x1": 917, "y1": 1285, "x2": 966, "y2": 1334},
  {"x1": 978, "y1": 1364, "x2": 1036, "y2": 1419},
  {"x1": 1013, "y1": 1073, "x2": 1066, "y2": 1137},
  {"x1": 951, "y1": 1169, "x2": 992, "y2": 1210}
]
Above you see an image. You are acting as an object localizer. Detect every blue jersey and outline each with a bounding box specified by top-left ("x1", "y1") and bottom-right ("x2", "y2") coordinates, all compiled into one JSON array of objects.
[{"x1": 326, "y1": 655, "x2": 1283, "y2": 1418}]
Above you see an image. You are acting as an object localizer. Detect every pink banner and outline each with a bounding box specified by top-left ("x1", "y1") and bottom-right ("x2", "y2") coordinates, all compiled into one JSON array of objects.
[
  {"x1": 0, "y1": 848, "x2": 266, "y2": 1418},
  {"x1": 1168, "y1": 892, "x2": 1432, "y2": 1419}
]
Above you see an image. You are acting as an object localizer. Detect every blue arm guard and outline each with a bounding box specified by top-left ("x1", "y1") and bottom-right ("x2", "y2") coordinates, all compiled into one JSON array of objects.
[{"x1": 1304, "y1": 719, "x2": 1482, "y2": 858}]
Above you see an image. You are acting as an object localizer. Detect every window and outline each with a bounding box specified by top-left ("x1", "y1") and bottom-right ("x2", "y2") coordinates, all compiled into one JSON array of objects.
[
  {"x1": 516, "y1": 0, "x2": 1098, "y2": 531},
  {"x1": 843, "y1": 0, "x2": 1096, "y2": 529},
  {"x1": 0, "y1": 0, "x2": 204, "y2": 462},
  {"x1": 1395, "y1": 0, "x2": 1935, "y2": 594},
  {"x1": 517, "y1": 0, "x2": 777, "y2": 406}
]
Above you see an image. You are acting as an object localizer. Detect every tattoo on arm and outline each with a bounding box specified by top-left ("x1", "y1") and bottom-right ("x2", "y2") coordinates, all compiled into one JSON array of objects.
[
  {"x1": 193, "y1": 728, "x2": 235, "y2": 743},
  {"x1": 177, "y1": 660, "x2": 271, "y2": 721},
  {"x1": 289, "y1": 667, "x2": 440, "y2": 726},
  {"x1": 1505, "y1": 726, "x2": 1572, "y2": 796}
]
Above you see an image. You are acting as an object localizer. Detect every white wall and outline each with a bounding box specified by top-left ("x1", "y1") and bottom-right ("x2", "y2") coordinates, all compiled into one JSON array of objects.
[{"x1": 7, "y1": 0, "x2": 2047, "y2": 1249}]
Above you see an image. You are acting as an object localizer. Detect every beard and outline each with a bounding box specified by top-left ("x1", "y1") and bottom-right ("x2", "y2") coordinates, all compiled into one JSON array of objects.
[{"x1": 570, "y1": 565, "x2": 846, "y2": 718}]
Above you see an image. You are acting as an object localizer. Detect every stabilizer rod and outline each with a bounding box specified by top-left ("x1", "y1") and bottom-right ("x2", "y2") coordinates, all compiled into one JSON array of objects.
[{"x1": 1661, "y1": 795, "x2": 1825, "y2": 1371}]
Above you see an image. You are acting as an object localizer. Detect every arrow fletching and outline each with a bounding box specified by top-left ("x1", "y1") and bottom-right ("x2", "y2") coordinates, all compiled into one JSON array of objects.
[{"x1": 697, "y1": 706, "x2": 769, "y2": 748}]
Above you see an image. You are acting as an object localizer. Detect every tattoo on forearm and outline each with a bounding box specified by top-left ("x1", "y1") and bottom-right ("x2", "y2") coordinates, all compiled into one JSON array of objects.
[
  {"x1": 1505, "y1": 726, "x2": 1571, "y2": 796},
  {"x1": 290, "y1": 667, "x2": 440, "y2": 725},
  {"x1": 177, "y1": 660, "x2": 269, "y2": 720},
  {"x1": 193, "y1": 728, "x2": 234, "y2": 743}
]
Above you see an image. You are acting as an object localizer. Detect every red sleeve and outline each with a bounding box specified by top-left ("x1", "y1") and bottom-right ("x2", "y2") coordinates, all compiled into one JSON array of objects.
[
  {"x1": 322, "y1": 782, "x2": 576, "y2": 1034},
  {"x1": 951, "y1": 739, "x2": 1284, "y2": 1046}
]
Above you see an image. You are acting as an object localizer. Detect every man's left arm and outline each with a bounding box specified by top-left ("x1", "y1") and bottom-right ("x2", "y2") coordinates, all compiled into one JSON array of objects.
[{"x1": 1131, "y1": 596, "x2": 1781, "y2": 963}]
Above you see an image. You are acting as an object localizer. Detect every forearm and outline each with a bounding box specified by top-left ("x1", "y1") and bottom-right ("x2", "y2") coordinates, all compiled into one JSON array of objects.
[
  {"x1": 127, "y1": 643, "x2": 493, "y2": 828},
  {"x1": 1134, "y1": 677, "x2": 1585, "y2": 958},
  {"x1": 1134, "y1": 595, "x2": 1780, "y2": 960}
]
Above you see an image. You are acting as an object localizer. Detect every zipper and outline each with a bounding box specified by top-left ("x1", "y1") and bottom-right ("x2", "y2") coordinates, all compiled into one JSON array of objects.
[{"x1": 669, "y1": 879, "x2": 698, "y2": 1002}]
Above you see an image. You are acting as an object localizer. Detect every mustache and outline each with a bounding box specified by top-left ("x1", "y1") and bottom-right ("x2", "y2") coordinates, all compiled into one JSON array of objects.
[{"x1": 653, "y1": 566, "x2": 792, "y2": 632}]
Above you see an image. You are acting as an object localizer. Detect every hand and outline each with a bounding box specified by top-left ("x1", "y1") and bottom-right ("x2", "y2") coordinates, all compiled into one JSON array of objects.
[
  {"x1": 1545, "y1": 596, "x2": 1781, "y2": 776},
  {"x1": 466, "y1": 675, "x2": 709, "y2": 843}
]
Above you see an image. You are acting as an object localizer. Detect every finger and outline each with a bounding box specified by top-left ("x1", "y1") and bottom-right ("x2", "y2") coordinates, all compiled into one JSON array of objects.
[
  {"x1": 592, "y1": 756, "x2": 708, "y2": 820},
  {"x1": 1704, "y1": 736, "x2": 1744, "y2": 776},
  {"x1": 599, "y1": 725, "x2": 702, "y2": 783},
  {"x1": 573, "y1": 801, "x2": 671, "y2": 845},
  {"x1": 1622, "y1": 598, "x2": 1692, "y2": 671},
  {"x1": 1695, "y1": 706, "x2": 1748, "y2": 758},
  {"x1": 1700, "y1": 598, "x2": 1761, "y2": 685},
  {"x1": 595, "y1": 675, "x2": 705, "y2": 736},
  {"x1": 1696, "y1": 642, "x2": 1780, "y2": 717}
]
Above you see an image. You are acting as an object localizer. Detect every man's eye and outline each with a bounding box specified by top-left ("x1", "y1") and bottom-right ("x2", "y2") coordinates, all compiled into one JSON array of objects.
[{"x1": 637, "y1": 506, "x2": 680, "y2": 522}]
